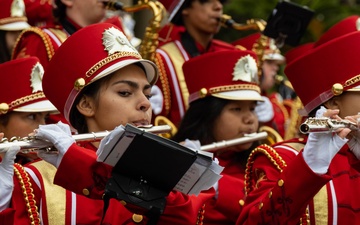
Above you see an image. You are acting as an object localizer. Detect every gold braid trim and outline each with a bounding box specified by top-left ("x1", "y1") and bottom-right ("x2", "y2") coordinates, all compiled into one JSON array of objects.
[
  {"x1": 10, "y1": 92, "x2": 45, "y2": 110},
  {"x1": 196, "y1": 204, "x2": 205, "y2": 225},
  {"x1": 86, "y1": 52, "x2": 141, "y2": 78},
  {"x1": 344, "y1": 74, "x2": 360, "y2": 87},
  {"x1": 245, "y1": 144, "x2": 309, "y2": 225},
  {"x1": 13, "y1": 163, "x2": 40, "y2": 225},
  {"x1": 210, "y1": 84, "x2": 261, "y2": 94},
  {"x1": 12, "y1": 27, "x2": 55, "y2": 61},
  {"x1": 245, "y1": 144, "x2": 286, "y2": 195},
  {"x1": 154, "y1": 52, "x2": 171, "y2": 115}
]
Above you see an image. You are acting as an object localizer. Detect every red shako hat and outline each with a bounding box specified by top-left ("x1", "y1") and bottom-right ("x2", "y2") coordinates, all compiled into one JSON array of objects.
[
  {"x1": 0, "y1": 57, "x2": 57, "y2": 114},
  {"x1": 183, "y1": 50, "x2": 263, "y2": 104},
  {"x1": 0, "y1": 0, "x2": 30, "y2": 30},
  {"x1": 285, "y1": 16, "x2": 360, "y2": 115},
  {"x1": 232, "y1": 33, "x2": 285, "y2": 63},
  {"x1": 42, "y1": 23, "x2": 158, "y2": 126}
]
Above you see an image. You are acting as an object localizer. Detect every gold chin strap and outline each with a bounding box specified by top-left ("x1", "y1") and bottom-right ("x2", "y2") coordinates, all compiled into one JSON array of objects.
[
  {"x1": 154, "y1": 116, "x2": 178, "y2": 139},
  {"x1": 258, "y1": 125, "x2": 283, "y2": 145}
]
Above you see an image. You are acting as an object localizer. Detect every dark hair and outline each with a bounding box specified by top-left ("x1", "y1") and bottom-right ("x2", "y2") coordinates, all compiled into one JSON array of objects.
[
  {"x1": 172, "y1": 96, "x2": 257, "y2": 167},
  {"x1": 69, "y1": 63, "x2": 147, "y2": 133},
  {"x1": 172, "y1": 0, "x2": 228, "y2": 26},
  {"x1": 0, "y1": 112, "x2": 11, "y2": 127},
  {"x1": 52, "y1": 0, "x2": 67, "y2": 24},
  {"x1": 0, "y1": 31, "x2": 11, "y2": 63}
]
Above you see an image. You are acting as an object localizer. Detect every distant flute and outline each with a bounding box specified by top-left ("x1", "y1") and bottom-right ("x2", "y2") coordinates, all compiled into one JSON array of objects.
[
  {"x1": 299, "y1": 117, "x2": 358, "y2": 134},
  {"x1": 0, "y1": 125, "x2": 171, "y2": 154},
  {"x1": 201, "y1": 131, "x2": 268, "y2": 152}
]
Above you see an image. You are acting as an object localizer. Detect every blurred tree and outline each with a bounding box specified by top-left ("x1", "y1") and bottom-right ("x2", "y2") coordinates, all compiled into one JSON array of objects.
[{"x1": 217, "y1": 0, "x2": 360, "y2": 52}]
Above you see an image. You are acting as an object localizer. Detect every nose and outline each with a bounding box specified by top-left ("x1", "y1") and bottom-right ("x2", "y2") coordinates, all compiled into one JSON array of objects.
[
  {"x1": 243, "y1": 110, "x2": 257, "y2": 125},
  {"x1": 213, "y1": 0, "x2": 223, "y2": 11},
  {"x1": 138, "y1": 94, "x2": 151, "y2": 112}
]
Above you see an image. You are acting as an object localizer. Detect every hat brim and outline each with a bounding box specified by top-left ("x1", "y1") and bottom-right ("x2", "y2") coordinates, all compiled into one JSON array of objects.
[
  {"x1": 263, "y1": 53, "x2": 286, "y2": 63},
  {"x1": 212, "y1": 90, "x2": 264, "y2": 101},
  {"x1": 92, "y1": 58, "x2": 159, "y2": 86},
  {"x1": 13, "y1": 100, "x2": 58, "y2": 113},
  {"x1": 0, "y1": 21, "x2": 30, "y2": 31}
]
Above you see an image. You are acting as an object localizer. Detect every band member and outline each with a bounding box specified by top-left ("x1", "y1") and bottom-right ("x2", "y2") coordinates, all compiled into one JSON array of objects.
[
  {"x1": 232, "y1": 33, "x2": 292, "y2": 138},
  {"x1": 12, "y1": 0, "x2": 126, "y2": 126},
  {"x1": 0, "y1": 57, "x2": 57, "y2": 164},
  {"x1": 0, "y1": 0, "x2": 30, "y2": 63},
  {"x1": 0, "y1": 23, "x2": 213, "y2": 224},
  {"x1": 150, "y1": 0, "x2": 237, "y2": 128},
  {"x1": 172, "y1": 49, "x2": 263, "y2": 224},
  {"x1": 237, "y1": 15, "x2": 360, "y2": 225}
]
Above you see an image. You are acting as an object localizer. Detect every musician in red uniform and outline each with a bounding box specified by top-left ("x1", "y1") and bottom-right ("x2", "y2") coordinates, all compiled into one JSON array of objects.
[
  {"x1": 237, "y1": 15, "x2": 360, "y2": 225},
  {"x1": 12, "y1": 0, "x2": 125, "y2": 126},
  {"x1": 232, "y1": 33, "x2": 292, "y2": 138},
  {"x1": 172, "y1": 49, "x2": 264, "y2": 224},
  {"x1": 0, "y1": 23, "x2": 214, "y2": 224},
  {"x1": 0, "y1": 0, "x2": 30, "y2": 63},
  {"x1": 150, "y1": 0, "x2": 237, "y2": 128}
]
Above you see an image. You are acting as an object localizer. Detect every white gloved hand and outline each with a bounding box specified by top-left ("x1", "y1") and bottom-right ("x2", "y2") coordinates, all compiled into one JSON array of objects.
[
  {"x1": 97, "y1": 125, "x2": 126, "y2": 163},
  {"x1": 149, "y1": 85, "x2": 164, "y2": 115},
  {"x1": 0, "y1": 145, "x2": 20, "y2": 211},
  {"x1": 36, "y1": 122, "x2": 75, "y2": 168},
  {"x1": 303, "y1": 106, "x2": 350, "y2": 174},
  {"x1": 255, "y1": 96, "x2": 274, "y2": 123},
  {"x1": 183, "y1": 139, "x2": 201, "y2": 151},
  {"x1": 344, "y1": 114, "x2": 360, "y2": 159}
]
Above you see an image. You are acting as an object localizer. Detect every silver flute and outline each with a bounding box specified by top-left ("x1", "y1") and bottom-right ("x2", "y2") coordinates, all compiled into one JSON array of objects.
[
  {"x1": 299, "y1": 117, "x2": 358, "y2": 134},
  {"x1": 0, "y1": 125, "x2": 171, "y2": 154},
  {"x1": 200, "y1": 131, "x2": 268, "y2": 152},
  {"x1": 0, "y1": 128, "x2": 268, "y2": 154}
]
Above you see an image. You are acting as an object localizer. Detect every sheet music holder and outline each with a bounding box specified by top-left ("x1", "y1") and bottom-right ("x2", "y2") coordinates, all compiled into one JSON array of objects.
[{"x1": 97, "y1": 124, "x2": 223, "y2": 216}]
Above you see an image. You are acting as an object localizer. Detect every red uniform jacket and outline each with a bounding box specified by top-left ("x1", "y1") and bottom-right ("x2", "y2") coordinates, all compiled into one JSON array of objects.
[
  {"x1": 202, "y1": 151, "x2": 247, "y2": 225},
  {"x1": 154, "y1": 24, "x2": 237, "y2": 127},
  {"x1": 53, "y1": 142, "x2": 215, "y2": 224},
  {"x1": 237, "y1": 138, "x2": 360, "y2": 225}
]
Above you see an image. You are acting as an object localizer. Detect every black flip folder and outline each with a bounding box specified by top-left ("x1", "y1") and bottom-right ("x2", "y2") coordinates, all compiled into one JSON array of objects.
[{"x1": 100, "y1": 124, "x2": 214, "y2": 217}]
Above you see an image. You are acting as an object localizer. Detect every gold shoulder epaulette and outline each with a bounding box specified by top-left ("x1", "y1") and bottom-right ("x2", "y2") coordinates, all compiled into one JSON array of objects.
[
  {"x1": 12, "y1": 27, "x2": 55, "y2": 61},
  {"x1": 245, "y1": 144, "x2": 287, "y2": 194}
]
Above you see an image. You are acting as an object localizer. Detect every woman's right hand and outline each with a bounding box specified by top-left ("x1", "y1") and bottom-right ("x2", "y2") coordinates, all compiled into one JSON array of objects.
[
  {"x1": 303, "y1": 107, "x2": 351, "y2": 174},
  {"x1": 0, "y1": 133, "x2": 20, "y2": 211}
]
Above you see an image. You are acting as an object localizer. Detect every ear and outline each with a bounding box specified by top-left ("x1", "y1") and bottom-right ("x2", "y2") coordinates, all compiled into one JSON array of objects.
[
  {"x1": 323, "y1": 96, "x2": 341, "y2": 110},
  {"x1": 60, "y1": 0, "x2": 73, "y2": 7},
  {"x1": 76, "y1": 95, "x2": 95, "y2": 117}
]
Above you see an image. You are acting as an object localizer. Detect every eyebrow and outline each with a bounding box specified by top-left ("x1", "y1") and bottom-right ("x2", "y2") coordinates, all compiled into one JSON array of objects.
[{"x1": 113, "y1": 80, "x2": 152, "y2": 91}]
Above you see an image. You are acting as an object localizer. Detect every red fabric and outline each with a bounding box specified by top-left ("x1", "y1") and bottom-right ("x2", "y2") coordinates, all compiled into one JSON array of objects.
[
  {"x1": 284, "y1": 28, "x2": 360, "y2": 113},
  {"x1": 202, "y1": 151, "x2": 247, "y2": 224},
  {"x1": 0, "y1": 57, "x2": 49, "y2": 112},
  {"x1": 53, "y1": 142, "x2": 214, "y2": 224},
  {"x1": 12, "y1": 24, "x2": 67, "y2": 70},
  {"x1": 154, "y1": 24, "x2": 238, "y2": 127},
  {"x1": 236, "y1": 140, "x2": 360, "y2": 225}
]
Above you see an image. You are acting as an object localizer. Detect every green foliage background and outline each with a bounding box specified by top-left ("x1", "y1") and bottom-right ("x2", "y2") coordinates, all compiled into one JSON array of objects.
[{"x1": 217, "y1": 0, "x2": 360, "y2": 53}]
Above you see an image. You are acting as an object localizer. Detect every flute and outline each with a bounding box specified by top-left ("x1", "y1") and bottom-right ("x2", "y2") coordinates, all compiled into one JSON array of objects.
[
  {"x1": 0, "y1": 125, "x2": 171, "y2": 154},
  {"x1": 299, "y1": 117, "x2": 358, "y2": 134},
  {"x1": 0, "y1": 129, "x2": 268, "y2": 154},
  {"x1": 201, "y1": 132, "x2": 268, "y2": 152}
]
